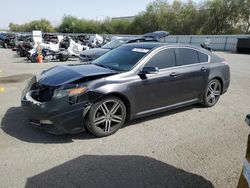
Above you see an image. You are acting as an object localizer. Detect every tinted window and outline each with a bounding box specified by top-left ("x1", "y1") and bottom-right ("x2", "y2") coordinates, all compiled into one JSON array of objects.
[
  {"x1": 198, "y1": 51, "x2": 208, "y2": 62},
  {"x1": 176, "y1": 48, "x2": 199, "y2": 66},
  {"x1": 92, "y1": 46, "x2": 149, "y2": 71},
  {"x1": 146, "y1": 48, "x2": 176, "y2": 69}
]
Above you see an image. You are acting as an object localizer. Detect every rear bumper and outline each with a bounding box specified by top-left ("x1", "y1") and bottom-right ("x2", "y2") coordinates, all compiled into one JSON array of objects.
[{"x1": 21, "y1": 94, "x2": 91, "y2": 135}]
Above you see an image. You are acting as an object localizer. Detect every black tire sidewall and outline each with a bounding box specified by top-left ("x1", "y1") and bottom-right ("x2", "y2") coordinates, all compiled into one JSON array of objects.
[
  {"x1": 86, "y1": 97, "x2": 126, "y2": 137},
  {"x1": 30, "y1": 54, "x2": 37, "y2": 63},
  {"x1": 59, "y1": 57, "x2": 68, "y2": 62}
]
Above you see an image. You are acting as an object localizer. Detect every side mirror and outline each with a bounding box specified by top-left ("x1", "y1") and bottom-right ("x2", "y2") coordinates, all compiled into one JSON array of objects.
[
  {"x1": 246, "y1": 114, "x2": 250, "y2": 126},
  {"x1": 139, "y1": 66, "x2": 159, "y2": 75}
]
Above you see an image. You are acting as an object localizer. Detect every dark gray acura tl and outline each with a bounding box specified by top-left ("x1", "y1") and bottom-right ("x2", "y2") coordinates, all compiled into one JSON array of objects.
[{"x1": 21, "y1": 43, "x2": 230, "y2": 137}]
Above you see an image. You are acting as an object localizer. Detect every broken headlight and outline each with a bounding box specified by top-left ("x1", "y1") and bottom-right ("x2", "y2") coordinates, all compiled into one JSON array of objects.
[
  {"x1": 22, "y1": 75, "x2": 37, "y2": 98},
  {"x1": 53, "y1": 86, "x2": 88, "y2": 100}
]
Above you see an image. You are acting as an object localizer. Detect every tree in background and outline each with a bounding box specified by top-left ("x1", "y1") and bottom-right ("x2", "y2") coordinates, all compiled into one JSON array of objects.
[
  {"x1": 200, "y1": 0, "x2": 241, "y2": 34},
  {"x1": 101, "y1": 19, "x2": 131, "y2": 34},
  {"x1": 56, "y1": 15, "x2": 103, "y2": 33},
  {"x1": 9, "y1": 19, "x2": 54, "y2": 32},
  {"x1": 8, "y1": 0, "x2": 250, "y2": 35},
  {"x1": 56, "y1": 16, "x2": 131, "y2": 34},
  {"x1": 130, "y1": 0, "x2": 250, "y2": 35},
  {"x1": 236, "y1": 0, "x2": 250, "y2": 34}
]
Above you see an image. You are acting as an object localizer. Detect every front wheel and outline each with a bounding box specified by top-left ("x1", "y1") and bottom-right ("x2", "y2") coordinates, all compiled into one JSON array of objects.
[
  {"x1": 85, "y1": 97, "x2": 126, "y2": 137},
  {"x1": 201, "y1": 79, "x2": 222, "y2": 107}
]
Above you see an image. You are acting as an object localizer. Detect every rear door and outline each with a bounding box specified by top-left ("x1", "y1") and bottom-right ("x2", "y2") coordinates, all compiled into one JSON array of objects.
[{"x1": 175, "y1": 48, "x2": 209, "y2": 102}]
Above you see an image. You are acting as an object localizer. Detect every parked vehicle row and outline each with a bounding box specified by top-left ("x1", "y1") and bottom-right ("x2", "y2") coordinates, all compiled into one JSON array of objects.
[
  {"x1": 28, "y1": 36, "x2": 89, "y2": 62},
  {"x1": 79, "y1": 31, "x2": 170, "y2": 62},
  {"x1": 2, "y1": 32, "x2": 110, "y2": 63},
  {"x1": 0, "y1": 33, "x2": 16, "y2": 48},
  {"x1": 2, "y1": 31, "x2": 213, "y2": 63}
]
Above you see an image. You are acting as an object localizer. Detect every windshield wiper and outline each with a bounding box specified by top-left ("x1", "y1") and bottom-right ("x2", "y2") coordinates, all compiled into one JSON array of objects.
[
  {"x1": 94, "y1": 64, "x2": 121, "y2": 72},
  {"x1": 95, "y1": 64, "x2": 111, "y2": 69}
]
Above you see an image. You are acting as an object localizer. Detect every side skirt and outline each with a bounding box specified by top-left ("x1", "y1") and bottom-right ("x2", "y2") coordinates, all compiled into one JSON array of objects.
[{"x1": 131, "y1": 99, "x2": 199, "y2": 120}]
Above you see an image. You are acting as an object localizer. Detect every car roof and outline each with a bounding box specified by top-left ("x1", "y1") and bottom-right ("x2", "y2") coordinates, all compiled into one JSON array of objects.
[
  {"x1": 122, "y1": 42, "x2": 213, "y2": 54},
  {"x1": 122, "y1": 42, "x2": 166, "y2": 49}
]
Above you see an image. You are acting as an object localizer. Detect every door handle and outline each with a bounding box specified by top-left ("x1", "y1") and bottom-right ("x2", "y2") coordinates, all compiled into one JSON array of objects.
[
  {"x1": 201, "y1": 67, "x2": 207, "y2": 72},
  {"x1": 170, "y1": 72, "x2": 180, "y2": 78}
]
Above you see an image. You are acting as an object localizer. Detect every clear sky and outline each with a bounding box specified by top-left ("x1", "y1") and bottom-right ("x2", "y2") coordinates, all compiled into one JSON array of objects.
[{"x1": 0, "y1": 0, "x2": 156, "y2": 29}]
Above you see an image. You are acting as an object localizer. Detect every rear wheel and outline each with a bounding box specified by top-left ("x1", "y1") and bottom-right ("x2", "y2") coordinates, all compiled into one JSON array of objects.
[
  {"x1": 201, "y1": 79, "x2": 222, "y2": 107},
  {"x1": 86, "y1": 97, "x2": 126, "y2": 137},
  {"x1": 30, "y1": 54, "x2": 37, "y2": 63}
]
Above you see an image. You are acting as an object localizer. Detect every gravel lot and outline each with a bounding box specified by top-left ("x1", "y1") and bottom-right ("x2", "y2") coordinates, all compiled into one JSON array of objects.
[{"x1": 0, "y1": 48, "x2": 249, "y2": 188}]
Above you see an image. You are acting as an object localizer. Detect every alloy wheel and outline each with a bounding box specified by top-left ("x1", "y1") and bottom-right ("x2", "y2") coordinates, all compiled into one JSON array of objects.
[
  {"x1": 206, "y1": 80, "x2": 221, "y2": 106},
  {"x1": 93, "y1": 100, "x2": 125, "y2": 133}
]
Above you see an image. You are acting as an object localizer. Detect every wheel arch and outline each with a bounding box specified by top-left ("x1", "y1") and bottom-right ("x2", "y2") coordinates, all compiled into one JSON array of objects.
[
  {"x1": 100, "y1": 92, "x2": 131, "y2": 120},
  {"x1": 209, "y1": 77, "x2": 223, "y2": 94}
]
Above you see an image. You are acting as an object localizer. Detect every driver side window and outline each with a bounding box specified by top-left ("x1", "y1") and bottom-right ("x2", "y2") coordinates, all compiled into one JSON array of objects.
[{"x1": 146, "y1": 48, "x2": 176, "y2": 69}]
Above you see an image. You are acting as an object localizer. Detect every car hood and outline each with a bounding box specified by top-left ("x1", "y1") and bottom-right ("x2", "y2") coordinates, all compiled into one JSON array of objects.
[
  {"x1": 80, "y1": 48, "x2": 110, "y2": 58},
  {"x1": 38, "y1": 64, "x2": 117, "y2": 87}
]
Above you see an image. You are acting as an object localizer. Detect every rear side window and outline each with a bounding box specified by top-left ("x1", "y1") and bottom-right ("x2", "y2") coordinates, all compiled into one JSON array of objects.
[
  {"x1": 176, "y1": 48, "x2": 199, "y2": 66},
  {"x1": 197, "y1": 51, "x2": 209, "y2": 62},
  {"x1": 146, "y1": 48, "x2": 176, "y2": 69}
]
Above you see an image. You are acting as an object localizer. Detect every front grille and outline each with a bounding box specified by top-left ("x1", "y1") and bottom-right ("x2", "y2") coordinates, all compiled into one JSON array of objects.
[{"x1": 30, "y1": 83, "x2": 55, "y2": 102}]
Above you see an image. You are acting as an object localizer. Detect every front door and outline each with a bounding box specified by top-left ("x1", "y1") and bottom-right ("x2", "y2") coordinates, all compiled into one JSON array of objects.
[{"x1": 131, "y1": 48, "x2": 183, "y2": 115}]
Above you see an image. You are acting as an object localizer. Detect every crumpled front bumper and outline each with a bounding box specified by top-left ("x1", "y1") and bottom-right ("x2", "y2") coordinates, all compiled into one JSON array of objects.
[
  {"x1": 21, "y1": 92, "x2": 91, "y2": 135},
  {"x1": 20, "y1": 76, "x2": 92, "y2": 135}
]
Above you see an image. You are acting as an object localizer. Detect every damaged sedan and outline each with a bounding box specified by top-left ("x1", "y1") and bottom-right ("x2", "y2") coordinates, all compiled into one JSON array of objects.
[{"x1": 21, "y1": 43, "x2": 230, "y2": 137}]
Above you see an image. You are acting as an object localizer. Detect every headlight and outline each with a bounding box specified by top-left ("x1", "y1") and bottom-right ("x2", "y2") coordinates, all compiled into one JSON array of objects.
[
  {"x1": 67, "y1": 87, "x2": 88, "y2": 96},
  {"x1": 53, "y1": 86, "x2": 88, "y2": 99}
]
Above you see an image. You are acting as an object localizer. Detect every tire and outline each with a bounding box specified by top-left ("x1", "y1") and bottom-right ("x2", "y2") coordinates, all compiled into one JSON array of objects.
[
  {"x1": 19, "y1": 50, "x2": 25, "y2": 57},
  {"x1": 59, "y1": 56, "x2": 69, "y2": 62},
  {"x1": 30, "y1": 54, "x2": 37, "y2": 63},
  {"x1": 201, "y1": 79, "x2": 222, "y2": 107},
  {"x1": 85, "y1": 96, "x2": 126, "y2": 137},
  {"x1": 25, "y1": 49, "x2": 31, "y2": 59}
]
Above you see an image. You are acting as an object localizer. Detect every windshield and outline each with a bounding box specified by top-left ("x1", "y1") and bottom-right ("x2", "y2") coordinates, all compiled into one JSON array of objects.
[
  {"x1": 101, "y1": 39, "x2": 127, "y2": 49},
  {"x1": 92, "y1": 46, "x2": 150, "y2": 72}
]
